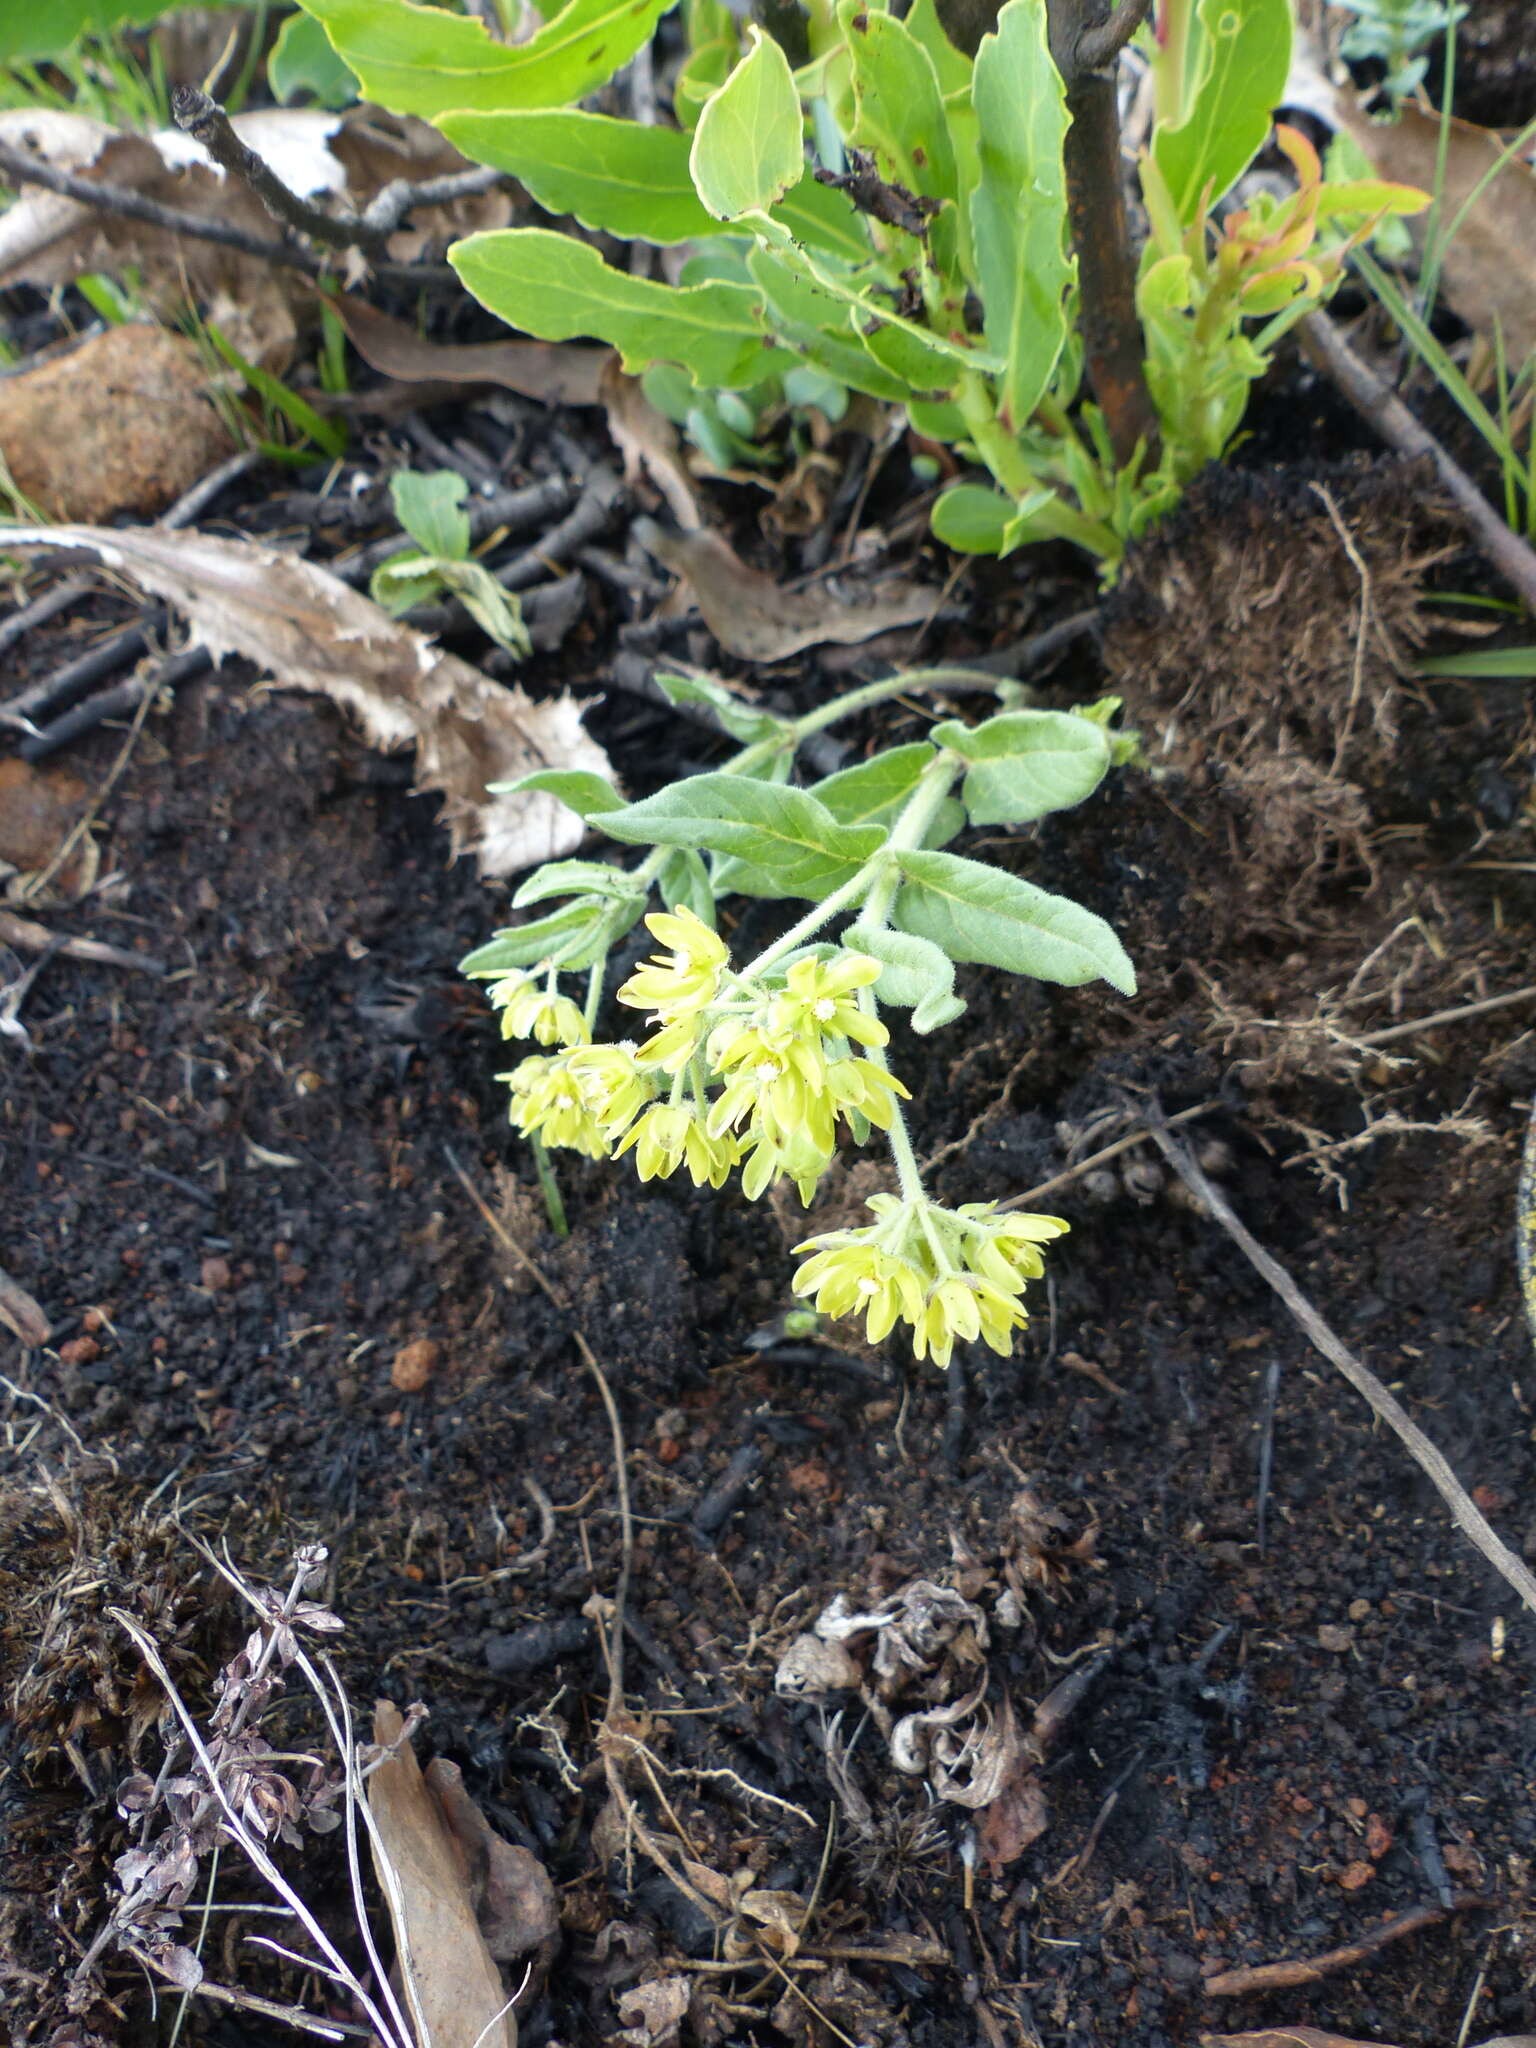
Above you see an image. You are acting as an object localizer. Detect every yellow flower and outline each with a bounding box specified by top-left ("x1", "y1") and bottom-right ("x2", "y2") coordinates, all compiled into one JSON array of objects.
[
  {"x1": 566, "y1": 1042, "x2": 653, "y2": 1140},
  {"x1": 615, "y1": 1103, "x2": 738, "y2": 1187},
  {"x1": 768, "y1": 952, "x2": 887, "y2": 1050},
  {"x1": 617, "y1": 906, "x2": 729, "y2": 1021},
  {"x1": 792, "y1": 1195, "x2": 1066, "y2": 1367},
  {"x1": 490, "y1": 971, "x2": 590, "y2": 1048},
  {"x1": 739, "y1": 1127, "x2": 834, "y2": 1204},
  {"x1": 708, "y1": 1032, "x2": 831, "y2": 1153},
  {"x1": 635, "y1": 1013, "x2": 706, "y2": 1076},
  {"x1": 502, "y1": 1052, "x2": 608, "y2": 1157}
]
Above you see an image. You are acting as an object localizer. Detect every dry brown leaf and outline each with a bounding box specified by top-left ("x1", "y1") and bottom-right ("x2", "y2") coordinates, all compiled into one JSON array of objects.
[
  {"x1": 367, "y1": 1701, "x2": 517, "y2": 2048},
  {"x1": 424, "y1": 1757, "x2": 560, "y2": 1965},
  {"x1": 977, "y1": 1767, "x2": 1048, "y2": 1873},
  {"x1": 616, "y1": 1976, "x2": 692, "y2": 2048},
  {"x1": 635, "y1": 519, "x2": 933, "y2": 662},
  {"x1": 0, "y1": 107, "x2": 509, "y2": 370},
  {"x1": 333, "y1": 292, "x2": 609, "y2": 410},
  {"x1": 599, "y1": 358, "x2": 704, "y2": 530},
  {"x1": 2, "y1": 525, "x2": 612, "y2": 877},
  {"x1": 1336, "y1": 100, "x2": 1536, "y2": 362}
]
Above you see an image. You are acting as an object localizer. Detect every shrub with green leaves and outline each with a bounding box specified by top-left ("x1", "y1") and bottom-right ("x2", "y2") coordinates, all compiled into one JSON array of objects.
[
  {"x1": 461, "y1": 670, "x2": 1136, "y2": 1368},
  {"x1": 297, "y1": 0, "x2": 1426, "y2": 570}
]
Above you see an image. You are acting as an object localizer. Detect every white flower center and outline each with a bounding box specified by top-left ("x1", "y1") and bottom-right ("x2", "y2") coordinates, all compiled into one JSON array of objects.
[
  {"x1": 813, "y1": 997, "x2": 837, "y2": 1022},
  {"x1": 856, "y1": 1275, "x2": 881, "y2": 1299},
  {"x1": 756, "y1": 1060, "x2": 782, "y2": 1082}
]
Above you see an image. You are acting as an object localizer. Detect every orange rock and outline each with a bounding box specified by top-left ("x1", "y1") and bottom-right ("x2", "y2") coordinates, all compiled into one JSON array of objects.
[
  {"x1": 390, "y1": 1337, "x2": 440, "y2": 1392},
  {"x1": 0, "y1": 323, "x2": 234, "y2": 521},
  {"x1": 0, "y1": 758, "x2": 91, "y2": 888},
  {"x1": 1339, "y1": 1860, "x2": 1373, "y2": 1890}
]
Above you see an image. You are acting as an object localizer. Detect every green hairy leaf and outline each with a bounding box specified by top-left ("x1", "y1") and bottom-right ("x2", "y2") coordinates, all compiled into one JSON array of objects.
[
  {"x1": 968, "y1": 0, "x2": 1072, "y2": 432},
  {"x1": 691, "y1": 27, "x2": 806, "y2": 221},
  {"x1": 597, "y1": 774, "x2": 885, "y2": 899},
  {"x1": 892, "y1": 849, "x2": 1136, "y2": 993},
  {"x1": 492, "y1": 768, "x2": 625, "y2": 817},
  {"x1": 1152, "y1": 0, "x2": 1292, "y2": 222},
  {"x1": 930, "y1": 709, "x2": 1111, "y2": 825},
  {"x1": 293, "y1": 0, "x2": 676, "y2": 117},
  {"x1": 654, "y1": 672, "x2": 790, "y2": 745},
  {"x1": 460, "y1": 895, "x2": 633, "y2": 975},
  {"x1": 512, "y1": 859, "x2": 647, "y2": 908},
  {"x1": 843, "y1": 922, "x2": 966, "y2": 1032},
  {"x1": 809, "y1": 746, "x2": 966, "y2": 846},
  {"x1": 451, "y1": 231, "x2": 774, "y2": 389},
  {"x1": 656, "y1": 847, "x2": 716, "y2": 923}
]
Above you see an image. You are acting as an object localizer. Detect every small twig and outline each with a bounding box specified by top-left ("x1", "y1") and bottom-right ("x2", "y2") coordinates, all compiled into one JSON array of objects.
[
  {"x1": 1, "y1": 609, "x2": 168, "y2": 726},
  {"x1": 1000, "y1": 1100, "x2": 1218, "y2": 1211},
  {"x1": 20, "y1": 645, "x2": 212, "y2": 764},
  {"x1": 579, "y1": 1332, "x2": 632, "y2": 1722},
  {"x1": 1518, "y1": 1094, "x2": 1536, "y2": 1357},
  {"x1": 0, "y1": 909, "x2": 165, "y2": 975},
  {"x1": 1355, "y1": 981, "x2": 1536, "y2": 1049},
  {"x1": 1299, "y1": 309, "x2": 1536, "y2": 615},
  {"x1": 1202, "y1": 1895, "x2": 1488, "y2": 1996},
  {"x1": 0, "y1": 138, "x2": 325, "y2": 273},
  {"x1": 361, "y1": 163, "x2": 509, "y2": 238},
  {"x1": 0, "y1": 573, "x2": 95, "y2": 660},
  {"x1": 442, "y1": 1143, "x2": 565, "y2": 1308},
  {"x1": 160, "y1": 448, "x2": 265, "y2": 529},
  {"x1": 1255, "y1": 1357, "x2": 1280, "y2": 1560},
  {"x1": 1144, "y1": 1108, "x2": 1536, "y2": 1620},
  {"x1": 172, "y1": 86, "x2": 390, "y2": 256}
]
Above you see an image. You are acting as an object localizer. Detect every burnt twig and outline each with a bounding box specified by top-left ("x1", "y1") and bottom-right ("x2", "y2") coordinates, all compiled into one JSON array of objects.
[
  {"x1": 1300, "y1": 308, "x2": 1536, "y2": 614},
  {"x1": 173, "y1": 86, "x2": 391, "y2": 256},
  {"x1": 0, "y1": 909, "x2": 165, "y2": 974}
]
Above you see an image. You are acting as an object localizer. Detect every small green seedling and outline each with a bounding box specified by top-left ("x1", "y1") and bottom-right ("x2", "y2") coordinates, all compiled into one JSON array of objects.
[
  {"x1": 463, "y1": 670, "x2": 1137, "y2": 1369},
  {"x1": 370, "y1": 470, "x2": 531, "y2": 657}
]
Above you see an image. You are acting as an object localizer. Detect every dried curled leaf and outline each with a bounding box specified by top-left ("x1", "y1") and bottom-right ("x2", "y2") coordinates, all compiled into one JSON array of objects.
[
  {"x1": 368, "y1": 1701, "x2": 516, "y2": 2048},
  {"x1": 2, "y1": 525, "x2": 613, "y2": 877}
]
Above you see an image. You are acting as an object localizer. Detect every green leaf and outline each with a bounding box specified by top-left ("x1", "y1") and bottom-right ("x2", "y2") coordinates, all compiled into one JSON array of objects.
[
  {"x1": 1418, "y1": 645, "x2": 1536, "y2": 679},
  {"x1": 839, "y1": 0, "x2": 957, "y2": 204},
  {"x1": 451, "y1": 230, "x2": 774, "y2": 389},
  {"x1": 512, "y1": 858, "x2": 647, "y2": 908},
  {"x1": 460, "y1": 897, "x2": 620, "y2": 975},
  {"x1": 772, "y1": 176, "x2": 873, "y2": 263},
  {"x1": 657, "y1": 846, "x2": 716, "y2": 923},
  {"x1": 931, "y1": 481, "x2": 1013, "y2": 553},
  {"x1": 269, "y1": 9, "x2": 359, "y2": 105},
  {"x1": 597, "y1": 774, "x2": 884, "y2": 900},
  {"x1": 491, "y1": 768, "x2": 625, "y2": 817},
  {"x1": 1151, "y1": 0, "x2": 1291, "y2": 222},
  {"x1": 968, "y1": 0, "x2": 1071, "y2": 432},
  {"x1": 691, "y1": 26, "x2": 806, "y2": 222},
  {"x1": 439, "y1": 111, "x2": 716, "y2": 244},
  {"x1": 369, "y1": 553, "x2": 445, "y2": 615},
  {"x1": 744, "y1": 248, "x2": 913, "y2": 402},
  {"x1": 902, "y1": 0, "x2": 974, "y2": 97},
  {"x1": 892, "y1": 848, "x2": 1135, "y2": 993},
  {"x1": 810, "y1": 743, "x2": 937, "y2": 827},
  {"x1": 930, "y1": 709, "x2": 1111, "y2": 825},
  {"x1": 390, "y1": 469, "x2": 470, "y2": 558},
  {"x1": 427, "y1": 559, "x2": 532, "y2": 656},
  {"x1": 0, "y1": 0, "x2": 192, "y2": 63},
  {"x1": 203, "y1": 321, "x2": 347, "y2": 460},
  {"x1": 654, "y1": 671, "x2": 790, "y2": 744},
  {"x1": 843, "y1": 922, "x2": 965, "y2": 1032},
  {"x1": 292, "y1": 0, "x2": 677, "y2": 118}
]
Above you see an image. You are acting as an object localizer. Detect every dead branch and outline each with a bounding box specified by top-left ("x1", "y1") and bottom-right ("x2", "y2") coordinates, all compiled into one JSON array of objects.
[
  {"x1": 172, "y1": 85, "x2": 390, "y2": 256},
  {"x1": 0, "y1": 910, "x2": 165, "y2": 975},
  {"x1": 1144, "y1": 1108, "x2": 1536, "y2": 1620},
  {"x1": 1300, "y1": 309, "x2": 1536, "y2": 614},
  {"x1": 1202, "y1": 1895, "x2": 1488, "y2": 1996}
]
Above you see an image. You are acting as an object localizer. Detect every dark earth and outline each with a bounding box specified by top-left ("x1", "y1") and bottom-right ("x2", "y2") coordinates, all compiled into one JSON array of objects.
[{"x1": 5, "y1": 8, "x2": 1536, "y2": 2048}]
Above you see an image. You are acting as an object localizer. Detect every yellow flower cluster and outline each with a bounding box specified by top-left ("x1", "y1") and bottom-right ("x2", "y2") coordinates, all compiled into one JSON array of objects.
[
  {"x1": 494, "y1": 909, "x2": 910, "y2": 1204},
  {"x1": 792, "y1": 1194, "x2": 1068, "y2": 1369}
]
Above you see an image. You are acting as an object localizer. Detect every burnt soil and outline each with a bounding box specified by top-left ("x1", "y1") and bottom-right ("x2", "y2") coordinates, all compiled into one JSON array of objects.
[{"x1": 7, "y1": 35, "x2": 1536, "y2": 2048}]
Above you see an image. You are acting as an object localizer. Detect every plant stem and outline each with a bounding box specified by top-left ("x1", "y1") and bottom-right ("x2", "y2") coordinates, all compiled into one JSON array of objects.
[
  {"x1": 583, "y1": 959, "x2": 605, "y2": 1033},
  {"x1": 1047, "y1": 0, "x2": 1159, "y2": 469},
  {"x1": 738, "y1": 863, "x2": 879, "y2": 981},
  {"x1": 529, "y1": 1136, "x2": 569, "y2": 1240}
]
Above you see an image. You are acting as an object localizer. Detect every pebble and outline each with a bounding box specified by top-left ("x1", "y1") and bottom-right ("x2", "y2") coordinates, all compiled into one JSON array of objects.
[
  {"x1": 391, "y1": 1337, "x2": 440, "y2": 1392},
  {"x1": 200, "y1": 1255, "x2": 233, "y2": 1293},
  {"x1": 1317, "y1": 1623, "x2": 1356, "y2": 1653}
]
